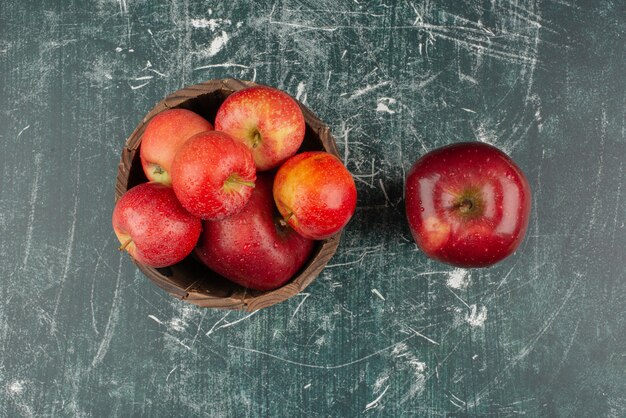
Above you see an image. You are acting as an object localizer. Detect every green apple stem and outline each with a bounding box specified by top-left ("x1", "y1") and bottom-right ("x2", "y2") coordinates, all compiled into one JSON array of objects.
[
  {"x1": 119, "y1": 238, "x2": 133, "y2": 251},
  {"x1": 225, "y1": 174, "x2": 255, "y2": 188}
]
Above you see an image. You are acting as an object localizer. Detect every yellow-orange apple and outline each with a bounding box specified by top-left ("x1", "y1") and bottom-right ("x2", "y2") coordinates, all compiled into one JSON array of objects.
[{"x1": 273, "y1": 152, "x2": 357, "y2": 240}]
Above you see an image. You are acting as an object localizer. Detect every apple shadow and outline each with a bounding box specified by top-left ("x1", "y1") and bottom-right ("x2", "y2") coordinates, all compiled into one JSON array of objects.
[{"x1": 347, "y1": 172, "x2": 415, "y2": 250}]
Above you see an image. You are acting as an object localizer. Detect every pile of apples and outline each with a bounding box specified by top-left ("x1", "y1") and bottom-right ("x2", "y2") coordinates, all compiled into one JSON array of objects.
[{"x1": 112, "y1": 86, "x2": 357, "y2": 291}]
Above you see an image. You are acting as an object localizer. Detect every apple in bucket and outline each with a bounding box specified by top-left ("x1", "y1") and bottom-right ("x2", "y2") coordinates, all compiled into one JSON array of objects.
[
  {"x1": 112, "y1": 182, "x2": 202, "y2": 268},
  {"x1": 196, "y1": 174, "x2": 315, "y2": 291},
  {"x1": 140, "y1": 109, "x2": 213, "y2": 185},
  {"x1": 214, "y1": 86, "x2": 306, "y2": 171}
]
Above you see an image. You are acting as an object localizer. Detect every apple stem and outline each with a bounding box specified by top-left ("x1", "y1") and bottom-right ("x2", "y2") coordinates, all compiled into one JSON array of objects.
[
  {"x1": 458, "y1": 199, "x2": 473, "y2": 214},
  {"x1": 252, "y1": 131, "x2": 261, "y2": 148},
  {"x1": 280, "y1": 212, "x2": 293, "y2": 226},
  {"x1": 119, "y1": 238, "x2": 133, "y2": 251},
  {"x1": 226, "y1": 174, "x2": 255, "y2": 188}
]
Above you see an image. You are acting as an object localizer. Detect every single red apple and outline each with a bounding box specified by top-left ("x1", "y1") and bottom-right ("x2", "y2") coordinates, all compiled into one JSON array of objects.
[
  {"x1": 196, "y1": 174, "x2": 315, "y2": 291},
  {"x1": 171, "y1": 130, "x2": 256, "y2": 220},
  {"x1": 273, "y1": 151, "x2": 357, "y2": 240},
  {"x1": 140, "y1": 109, "x2": 213, "y2": 185},
  {"x1": 405, "y1": 142, "x2": 531, "y2": 267},
  {"x1": 112, "y1": 182, "x2": 202, "y2": 268},
  {"x1": 214, "y1": 86, "x2": 306, "y2": 171}
]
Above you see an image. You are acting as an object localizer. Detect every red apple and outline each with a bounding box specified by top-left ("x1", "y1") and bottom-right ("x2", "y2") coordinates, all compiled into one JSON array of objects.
[
  {"x1": 112, "y1": 182, "x2": 202, "y2": 268},
  {"x1": 405, "y1": 142, "x2": 531, "y2": 267},
  {"x1": 273, "y1": 151, "x2": 357, "y2": 240},
  {"x1": 214, "y1": 86, "x2": 306, "y2": 171},
  {"x1": 140, "y1": 109, "x2": 213, "y2": 185},
  {"x1": 196, "y1": 174, "x2": 315, "y2": 291},
  {"x1": 171, "y1": 130, "x2": 256, "y2": 220}
]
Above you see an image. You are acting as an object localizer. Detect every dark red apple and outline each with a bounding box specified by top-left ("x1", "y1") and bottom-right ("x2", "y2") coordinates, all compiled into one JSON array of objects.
[
  {"x1": 405, "y1": 142, "x2": 531, "y2": 267},
  {"x1": 140, "y1": 109, "x2": 213, "y2": 185},
  {"x1": 214, "y1": 86, "x2": 306, "y2": 171},
  {"x1": 112, "y1": 182, "x2": 202, "y2": 268},
  {"x1": 196, "y1": 174, "x2": 315, "y2": 291},
  {"x1": 273, "y1": 151, "x2": 357, "y2": 240},
  {"x1": 171, "y1": 130, "x2": 256, "y2": 220}
]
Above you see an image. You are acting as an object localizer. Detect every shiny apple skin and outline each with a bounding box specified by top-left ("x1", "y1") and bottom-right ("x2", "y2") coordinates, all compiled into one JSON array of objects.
[
  {"x1": 112, "y1": 182, "x2": 202, "y2": 268},
  {"x1": 171, "y1": 131, "x2": 256, "y2": 220},
  {"x1": 196, "y1": 174, "x2": 314, "y2": 291},
  {"x1": 140, "y1": 109, "x2": 213, "y2": 185},
  {"x1": 405, "y1": 142, "x2": 532, "y2": 267},
  {"x1": 273, "y1": 152, "x2": 357, "y2": 240},
  {"x1": 214, "y1": 86, "x2": 305, "y2": 171}
]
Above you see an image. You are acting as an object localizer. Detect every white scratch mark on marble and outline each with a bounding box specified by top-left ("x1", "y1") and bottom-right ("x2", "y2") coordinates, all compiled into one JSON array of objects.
[
  {"x1": 446, "y1": 286, "x2": 471, "y2": 309},
  {"x1": 449, "y1": 392, "x2": 466, "y2": 408},
  {"x1": 344, "y1": 81, "x2": 391, "y2": 100},
  {"x1": 129, "y1": 81, "x2": 150, "y2": 90},
  {"x1": 340, "y1": 122, "x2": 353, "y2": 165},
  {"x1": 446, "y1": 268, "x2": 469, "y2": 289},
  {"x1": 21, "y1": 153, "x2": 42, "y2": 269},
  {"x1": 371, "y1": 289, "x2": 386, "y2": 301},
  {"x1": 206, "y1": 312, "x2": 231, "y2": 336},
  {"x1": 166, "y1": 365, "x2": 178, "y2": 382},
  {"x1": 291, "y1": 293, "x2": 310, "y2": 320},
  {"x1": 190, "y1": 310, "x2": 208, "y2": 348},
  {"x1": 406, "y1": 326, "x2": 439, "y2": 345},
  {"x1": 364, "y1": 385, "x2": 389, "y2": 412},
  {"x1": 51, "y1": 149, "x2": 80, "y2": 333},
  {"x1": 170, "y1": 335, "x2": 191, "y2": 351},
  {"x1": 228, "y1": 335, "x2": 416, "y2": 369},
  {"x1": 216, "y1": 311, "x2": 258, "y2": 331},
  {"x1": 295, "y1": 81, "x2": 307, "y2": 103},
  {"x1": 206, "y1": 31, "x2": 229, "y2": 57},
  {"x1": 8, "y1": 381, "x2": 24, "y2": 395},
  {"x1": 514, "y1": 274, "x2": 582, "y2": 362},
  {"x1": 392, "y1": 343, "x2": 427, "y2": 402},
  {"x1": 326, "y1": 244, "x2": 383, "y2": 268},
  {"x1": 17, "y1": 124, "x2": 31, "y2": 139},
  {"x1": 190, "y1": 18, "x2": 231, "y2": 31},
  {"x1": 376, "y1": 97, "x2": 396, "y2": 114},
  {"x1": 379, "y1": 179, "x2": 391, "y2": 205},
  {"x1": 117, "y1": 0, "x2": 127, "y2": 14},
  {"x1": 91, "y1": 235, "x2": 114, "y2": 335},
  {"x1": 268, "y1": 5, "x2": 337, "y2": 32},
  {"x1": 168, "y1": 317, "x2": 187, "y2": 332},
  {"x1": 148, "y1": 68, "x2": 168, "y2": 77},
  {"x1": 194, "y1": 62, "x2": 249, "y2": 71},
  {"x1": 90, "y1": 258, "x2": 123, "y2": 370},
  {"x1": 416, "y1": 71, "x2": 442, "y2": 89},
  {"x1": 6, "y1": 380, "x2": 33, "y2": 417},
  {"x1": 466, "y1": 304, "x2": 488, "y2": 327}
]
